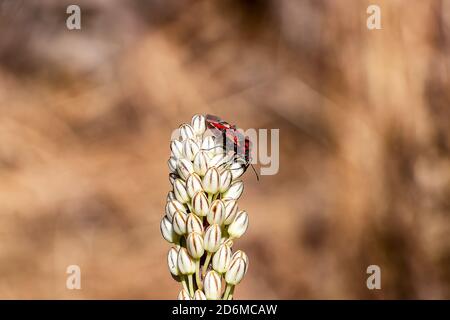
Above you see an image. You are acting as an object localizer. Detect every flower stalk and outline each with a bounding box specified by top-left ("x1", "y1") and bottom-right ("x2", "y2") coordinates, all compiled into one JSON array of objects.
[{"x1": 161, "y1": 114, "x2": 250, "y2": 300}]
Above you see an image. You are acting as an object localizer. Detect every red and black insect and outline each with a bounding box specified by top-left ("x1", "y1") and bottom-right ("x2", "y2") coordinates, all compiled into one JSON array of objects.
[{"x1": 205, "y1": 114, "x2": 258, "y2": 180}]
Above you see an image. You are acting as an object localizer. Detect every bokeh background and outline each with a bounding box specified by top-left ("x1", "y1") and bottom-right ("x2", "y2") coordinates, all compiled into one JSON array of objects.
[{"x1": 0, "y1": 0, "x2": 449, "y2": 299}]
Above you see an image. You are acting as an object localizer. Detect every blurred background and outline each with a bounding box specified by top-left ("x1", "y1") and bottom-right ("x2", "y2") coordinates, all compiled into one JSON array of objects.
[{"x1": 0, "y1": 0, "x2": 449, "y2": 299}]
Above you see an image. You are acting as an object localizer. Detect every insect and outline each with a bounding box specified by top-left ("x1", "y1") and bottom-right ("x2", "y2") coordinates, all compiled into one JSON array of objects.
[{"x1": 205, "y1": 114, "x2": 258, "y2": 180}]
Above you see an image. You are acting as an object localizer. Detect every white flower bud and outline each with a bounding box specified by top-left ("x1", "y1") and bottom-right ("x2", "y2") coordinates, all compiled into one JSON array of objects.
[
  {"x1": 222, "y1": 180, "x2": 244, "y2": 200},
  {"x1": 168, "y1": 173, "x2": 178, "y2": 185},
  {"x1": 207, "y1": 199, "x2": 225, "y2": 225},
  {"x1": 177, "y1": 158, "x2": 194, "y2": 181},
  {"x1": 201, "y1": 136, "x2": 216, "y2": 156},
  {"x1": 177, "y1": 247, "x2": 195, "y2": 275},
  {"x1": 165, "y1": 199, "x2": 186, "y2": 221},
  {"x1": 168, "y1": 157, "x2": 177, "y2": 173},
  {"x1": 225, "y1": 257, "x2": 246, "y2": 285},
  {"x1": 183, "y1": 139, "x2": 200, "y2": 161},
  {"x1": 172, "y1": 210, "x2": 188, "y2": 235},
  {"x1": 202, "y1": 167, "x2": 220, "y2": 194},
  {"x1": 170, "y1": 140, "x2": 184, "y2": 159},
  {"x1": 160, "y1": 216, "x2": 179, "y2": 244},
  {"x1": 191, "y1": 114, "x2": 206, "y2": 136},
  {"x1": 167, "y1": 247, "x2": 179, "y2": 276},
  {"x1": 186, "y1": 232, "x2": 205, "y2": 259},
  {"x1": 231, "y1": 250, "x2": 249, "y2": 274},
  {"x1": 223, "y1": 200, "x2": 238, "y2": 225},
  {"x1": 228, "y1": 210, "x2": 249, "y2": 239},
  {"x1": 180, "y1": 124, "x2": 195, "y2": 141},
  {"x1": 221, "y1": 238, "x2": 234, "y2": 248},
  {"x1": 193, "y1": 151, "x2": 209, "y2": 176},
  {"x1": 192, "y1": 191, "x2": 209, "y2": 217},
  {"x1": 186, "y1": 213, "x2": 204, "y2": 234},
  {"x1": 212, "y1": 244, "x2": 232, "y2": 274},
  {"x1": 178, "y1": 289, "x2": 191, "y2": 300},
  {"x1": 203, "y1": 270, "x2": 222, "y2": 300},
  {"x1": 219, "y1": 170, "x2": 232, "y2": 193},
  {"x1": 194, "y1": 289, "x2": 207, "y2": 300},
  {"x1": 167, "y1": 191, "x2": 175, "y2": 202},
  {"x1": 203, "y1": 224, "x2": 221, "y2": 253},
  {"x1": 209, "y1": 153, "x2": 225, "y2": 168},
  {"x1": 229, "y1": 162, "x2": 245, "y2": 180},
  {"x1": 186, "y1": 173, "x2": 203, "y2": 199},
  {"x1": 174, "y1": 179, "x2": 190, "y2": 203}
]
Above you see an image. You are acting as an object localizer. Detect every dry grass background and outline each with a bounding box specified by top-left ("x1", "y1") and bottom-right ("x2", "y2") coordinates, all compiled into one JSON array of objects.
[{"x1": 0, "y1": 0, "x2": 449, "y2": 299}]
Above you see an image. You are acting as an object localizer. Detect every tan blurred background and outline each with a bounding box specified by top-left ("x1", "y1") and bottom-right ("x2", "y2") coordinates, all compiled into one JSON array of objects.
[{"x1": 0, "y1": 0, "x2": 449, "y2": 299}]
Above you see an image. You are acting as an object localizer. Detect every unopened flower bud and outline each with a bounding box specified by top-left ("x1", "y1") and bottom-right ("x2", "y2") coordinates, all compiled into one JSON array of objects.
[
  {"x1": 186, "y1": 232, "x2": 205, "y2": 259},
  {"x1": 231, "y1": 250, "x2": 249, "y2": 274},
  {"x1": 170, "y1": 140, "x2": 184, "y2": 159},
  {"x1": 177, "y1": 158, "x2": 194, "y2": 180},
  {"x1": 209, "y1": 153, "x2": 225, "y2": 168},
  {"x1": 222, "y1": 180, "x2": 244, "y2": 200},
  {"x1": 193, "y1": 151, "x2": 209, "y2": 176},
  {"x1": 169, "y1": 173, "x2": 178, "y2": 185},
  {"x1": 207, "y1": 199, "x2": 225, "y2": 225},
  {"x1": 191, "y1": 114, "x2": 206, "y2": 136},
  {"x1": 186, "y1": 173, "x2": 203, "y2": 198},
  {"x1": 228, "y1": 210, "x2": 249, "y2": 239},
  {"x1": 165, "y1": 199, "x2": 186, "y2": 221},
  {"x1": 167, "y1": 247, "x2": 179, "y2": 276},
  {"x1": 183, "y1": 139, "x2": 200, "y2": 161},
  {"x1": 160, "y1": 216, "x2": 179, "y2": 244},
  {"x1": 180, "y1": 124, "x2": 195, "y2": 141},
  {"x1": 178, "y1": 289, "x2": 191, "y2": 300},
  {"x1": 204, "y1": 224, "x2": 221, "y2": 253},
  {"x1": 168, "y1": 157, "x2": 177, "y2": 173},
  {"x1": 202, "y1": 167, "x2": 220, "y2": 194},
  {"x1": 203, "y1": 270, "x2": 222, "y2": 300},
  {"x1": 229, "y1": 162, "x2": 245, "y2": 180},
  {"x1": 223, "y1": 200, "x2": 238, "y2": 225},
  {"x1": 177, "y1": 247, "x2": 195, "y2": 275},
  {"x1": 219, "y1": 170, "x2": 232, "y2": 193},
  {"x1": 174, "y1": 179, "x2": 189, "y2": 203},
  {"x1": 186, "y1": 213, "x2": 204, "y2": 234},
  {"x1": 212, "y1": 244, "x2": 232, "y2": 274},
  {"x1": 225, "y1": 257, "x2": 246, "y2": 285},
  {"x1": 201, "y1": 136, "x2": 216, "y2": 156},
  {"x1": 194, "y1": 289, "x2": 207, "y2": 300},
  {"x1": 192, "y1": 191, "x2": 209, "y2": 217},
  {"x1": 167, "y1": 191, "x2": 175, "y2": 202},
  {"x1": 172, "y1": 210, "x2": 188, "y2": 235}
]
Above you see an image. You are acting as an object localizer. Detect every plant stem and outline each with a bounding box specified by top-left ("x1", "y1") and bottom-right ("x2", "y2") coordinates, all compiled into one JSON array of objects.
[
  {"x1": 228, "y1": 286, "x2": 235, "y2": 300},
  {"x1": 188, "y1": 274, "x2": 194, "y2": 297},
  {"x1": 181, "y1": 276, "x2": 189, "y2": 292},
  {"x1": 212, "y1": 192, "x2": 219, "y2": 201},
  {"x1": 202, "y1": 252, "x2": 212, "y2": 277},
  {"x1": 223, "y1": 283, "x2": 233, "y2": 300},
  {"x1": 208, "y1": 193, "x2": 213, "y2": 203},
  {"x1": 195, "y1": 260, "x2": 203, "y2": 290}
]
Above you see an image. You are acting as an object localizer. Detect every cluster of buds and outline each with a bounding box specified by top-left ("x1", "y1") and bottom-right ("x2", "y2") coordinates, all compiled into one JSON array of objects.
[{"x1": 161, "y1": 114, "x2": 250, "y2": 300}]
